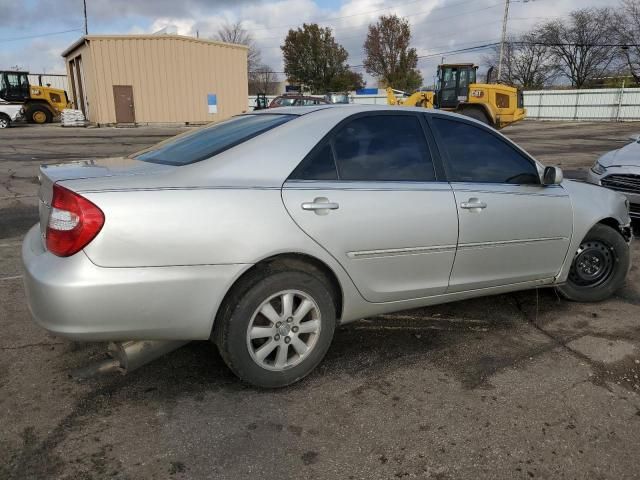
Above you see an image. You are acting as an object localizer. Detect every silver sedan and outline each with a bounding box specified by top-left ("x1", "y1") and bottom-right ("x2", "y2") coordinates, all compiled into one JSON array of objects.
[
  {"x1": 587, "y1": 134, "x2": 640, "y2": 221},
  {"x1": 22, "y1": 105, "x2": 632, "y2": 387}
]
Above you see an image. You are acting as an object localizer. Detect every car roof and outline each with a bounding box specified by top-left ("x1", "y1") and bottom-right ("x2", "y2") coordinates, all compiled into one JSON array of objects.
[{"x1": 248, "y1": 103, "x2": 439, "y2": 117}]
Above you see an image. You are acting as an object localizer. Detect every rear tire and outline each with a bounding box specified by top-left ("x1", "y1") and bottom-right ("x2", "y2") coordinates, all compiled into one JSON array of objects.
[
  {"x1": 0, "y1": 114, "x2": 10, "y2": 129},
  {"x1": 26, "y1": 105, "x2": 52, "y2": 124},
  {"x1": 557, "y1": 224, "x2": 630, "y2": 302},
  {"x1": 214, "y1": 269, "x2": 336, "y2": 388},
  {"x1": 460, "y1": 107, "x2": 491, "y2": 126}
]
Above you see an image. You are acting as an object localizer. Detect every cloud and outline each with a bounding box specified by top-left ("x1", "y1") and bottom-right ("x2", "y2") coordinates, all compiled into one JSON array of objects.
[{"x1": 1, "y1": 0, "x2": 622, "y2": 85}]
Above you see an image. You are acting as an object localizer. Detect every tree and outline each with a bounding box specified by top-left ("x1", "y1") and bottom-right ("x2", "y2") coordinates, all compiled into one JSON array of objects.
[
  {"x1": 615, "y1": 0, "x2": 640, "y2": 85},
  {"x1": 281, "y1": 23, "x2": 360, "y2": 92},
  {"x1": 484, "y1": 30, "x2": 556, "y2": 89},
  {"x1": 215, "y1": 22, "x2": 261, "y2": 73},
  {"x1": 363, "y1": 15, "x2": 422, "y2": 92},
  {"x1": 330, "y1": 70, "x2": 365, "y2": 92},
  {"x1": 248, "y1": 64, "x2": 278, "y2": 95},
  {"x1": 539, "y1": 8, "x2": 618, "y2": 88}
]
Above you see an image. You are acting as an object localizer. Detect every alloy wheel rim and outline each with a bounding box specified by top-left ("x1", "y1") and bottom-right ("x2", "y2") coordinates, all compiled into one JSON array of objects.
[
  {"x1": 246, "y1": 289, "x2": 321, "y2": 371},
  {"x1": 0, "y1": 119, "x2": 7, "y2": 128},
  {"x1": 33, "y1": 111, "x2": 46, "y2": 123},
  {"x1": 568, "y1": 240, "x2": 615, "y2": 288}
]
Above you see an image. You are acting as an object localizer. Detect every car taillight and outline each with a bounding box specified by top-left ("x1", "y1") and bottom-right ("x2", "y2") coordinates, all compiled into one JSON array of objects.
[{"x1": 46, "y1": 184, "x2": 104, "y2": 257}]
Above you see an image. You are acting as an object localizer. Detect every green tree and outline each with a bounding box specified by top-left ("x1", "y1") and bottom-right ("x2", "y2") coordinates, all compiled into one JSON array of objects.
[
  {"x1": 281, "y1": 23, "x2": 362, "y2": 92},
  {"x1": 363, "y1": 14, "x2": 422, "y2": 91},
  {"x1": 330, "y1": 70, "x2": 365, "y2": 91}
]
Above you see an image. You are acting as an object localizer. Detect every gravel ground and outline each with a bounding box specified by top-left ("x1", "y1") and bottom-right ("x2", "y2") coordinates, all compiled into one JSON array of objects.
[{"x1": 1, "y1": 120, "x2": 640, "y2": 480}]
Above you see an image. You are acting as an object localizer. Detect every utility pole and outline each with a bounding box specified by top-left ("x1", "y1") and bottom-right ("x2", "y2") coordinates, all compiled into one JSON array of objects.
[
  {"x1": 83, "y1": 0, "x2": 88, "y2": 35},
  {"x1": 497, "y1": 0, "x2": 510, "y2": 81}
]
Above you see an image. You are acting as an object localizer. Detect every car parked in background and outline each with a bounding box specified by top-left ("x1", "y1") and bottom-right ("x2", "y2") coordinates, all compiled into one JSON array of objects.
[
  {"x1": 269, "y1": 94, "x2": 329, "y2": 108},
  {"x1": 587, "y1": 134, "x2": 640, "y2": 221},
  {"x1": 0, "y1": 102, "x2": 24, "y2": 128},
  {"x1": 23, "y1": 105, "x2": 632, "y2": 388}
]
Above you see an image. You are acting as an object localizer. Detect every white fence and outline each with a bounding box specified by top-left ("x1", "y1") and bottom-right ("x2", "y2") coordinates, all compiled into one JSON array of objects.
[
  {"x1": 28, "y1": 74, "x2": 69, "y2": 92},
  {"x1": 523, "y1": 87, "x2": 640, "y2": 121},
  {"x1": 250, "y1": 89, "x2": 640, "y2": 122}
]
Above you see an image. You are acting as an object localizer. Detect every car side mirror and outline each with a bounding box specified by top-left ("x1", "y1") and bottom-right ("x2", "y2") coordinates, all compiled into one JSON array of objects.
[
  {"x1": 629, "y1": 133, "x2": 640, "y2": 143},
  {"x1": 543, "y1": 166, "x2": 563, "y2": 185}
]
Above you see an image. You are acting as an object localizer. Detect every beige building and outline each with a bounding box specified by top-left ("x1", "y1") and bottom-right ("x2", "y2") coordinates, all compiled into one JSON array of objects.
[{"x1": 61, "y1": 35, "x2": 248, "y2": 126}]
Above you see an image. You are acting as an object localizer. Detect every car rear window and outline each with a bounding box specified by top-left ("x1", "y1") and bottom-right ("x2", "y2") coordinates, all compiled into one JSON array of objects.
[{"x1": 135, "y1": 114, "x2": 295, "y2": 165}]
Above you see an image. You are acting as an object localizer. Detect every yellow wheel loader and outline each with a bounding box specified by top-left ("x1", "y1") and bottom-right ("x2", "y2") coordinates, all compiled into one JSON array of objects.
[
  {"x1": 0, "y1": 71, "x2": 69, "y2": 124},
  {"x1": 387, "y1": 63, "x2": 526, "y2": 129}
]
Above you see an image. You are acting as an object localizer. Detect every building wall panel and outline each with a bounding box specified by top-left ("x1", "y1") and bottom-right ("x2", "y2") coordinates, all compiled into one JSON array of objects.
[{"x1": 63, "y1": 35, "x2": 247, "y2": 125}]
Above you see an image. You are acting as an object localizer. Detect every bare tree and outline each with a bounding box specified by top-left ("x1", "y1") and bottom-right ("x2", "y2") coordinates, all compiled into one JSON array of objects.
[
  {"x1": 615, "y1": 0, "x2": 640, "y2": 84},
  {"x1": 215, "y1": 22, "x2": 261, "y2": 73},
  {"x1": 249, "y1": 64, "x2": 278, "y2": 95},
  {"x1": 539, "y1": 8, "x2": 618, "y2": 88},
  {"x1": 363, "y1": 15, "x2": 422, "y2": 92},
  {"x1": 484, "y1": 30, "x2": 556, "y2": 89}
]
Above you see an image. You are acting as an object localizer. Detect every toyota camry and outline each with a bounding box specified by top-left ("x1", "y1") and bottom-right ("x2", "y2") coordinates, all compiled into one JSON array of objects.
[{"x1": 22, "y1": 105, "x2": 632, "y2": 387}]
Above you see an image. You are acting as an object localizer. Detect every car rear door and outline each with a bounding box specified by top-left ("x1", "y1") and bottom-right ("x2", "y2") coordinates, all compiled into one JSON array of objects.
[
  {"x1": 429, "y1": 114, "x2": 573, "y2": 292},
  {"x1": 282, "y1": 111, "x2": 458, "y2": 303}
]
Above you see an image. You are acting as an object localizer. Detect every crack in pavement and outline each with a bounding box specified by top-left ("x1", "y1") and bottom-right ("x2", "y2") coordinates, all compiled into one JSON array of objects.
[
  {"x1": 511, "y1": 291, "x2": 640, "y2": 403},
  {"x1": 1, "y1": 342, "x2": 65, "y2": 350}
]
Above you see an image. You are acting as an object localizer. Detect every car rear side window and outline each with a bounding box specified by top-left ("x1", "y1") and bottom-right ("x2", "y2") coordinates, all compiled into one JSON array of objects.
[
  {"x1": 333, "y1": 115, "x2": 435, "y2": 182},
  {"x1": 135, "y1": 114, "x2": 295, "y2": 165},
  {"x1": 290, "y1": 143, "x2": 338, "y2": 180},
  {"x1": 432, "y1": 117, "x2": 539, "y2": 184},
  {"x1": 332, "y1": 115, "x2": 435, "y2": 181},
  {"x1": 290, "y1": 114, "x2": 435, "y2": 182}
]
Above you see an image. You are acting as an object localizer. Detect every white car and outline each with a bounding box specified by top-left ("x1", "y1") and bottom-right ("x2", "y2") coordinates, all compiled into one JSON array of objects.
[
  {"x1": 0, "y1": 102, "x2": 24, "y2": 128},
  {"x1": 587, "y1": 134, "x2": 640, "y2": 221}
]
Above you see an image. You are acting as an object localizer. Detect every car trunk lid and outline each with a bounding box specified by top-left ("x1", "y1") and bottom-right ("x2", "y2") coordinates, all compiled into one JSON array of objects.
[{"x1": 38, "y1": 156, "x2": 171, "y2": 242}]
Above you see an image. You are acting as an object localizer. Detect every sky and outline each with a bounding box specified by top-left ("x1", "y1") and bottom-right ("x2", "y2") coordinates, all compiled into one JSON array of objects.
[{"x1": 0, "y1": 0, "x2": 619, "y2": 87}]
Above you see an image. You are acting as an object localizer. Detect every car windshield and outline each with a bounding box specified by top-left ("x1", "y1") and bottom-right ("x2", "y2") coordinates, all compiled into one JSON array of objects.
[{"x1": 135, "y1": 114, "x2": 295, "y2": 165}]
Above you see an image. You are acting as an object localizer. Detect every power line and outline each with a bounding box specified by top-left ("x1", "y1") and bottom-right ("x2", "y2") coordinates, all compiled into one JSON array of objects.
[
  {"x1": 257, "y1": 2, "x2": 504, "y2": 48},
  {"x1": 0, "y1": 28, "x2": 83, "y2": 43},
  {"x1": 250, "y1": 40, "x2": 503, "y2": 74}
]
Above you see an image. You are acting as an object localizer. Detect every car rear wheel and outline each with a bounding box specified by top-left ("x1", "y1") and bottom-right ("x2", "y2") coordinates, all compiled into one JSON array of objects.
[
  {"x1": 215, "y1": 270, "x2": 336, "y2": 388},
  {"x1": 557, "y1": 224, "x2": 630, "y2": 302},
  {"x1": 0, "y1": 114, "x2": 10, "y2": 129}
]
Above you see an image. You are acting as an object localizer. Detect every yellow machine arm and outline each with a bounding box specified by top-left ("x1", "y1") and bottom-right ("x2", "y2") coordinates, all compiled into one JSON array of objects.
[{"x1": 385, "y1": 87, "x2": 434, "y2": 108}]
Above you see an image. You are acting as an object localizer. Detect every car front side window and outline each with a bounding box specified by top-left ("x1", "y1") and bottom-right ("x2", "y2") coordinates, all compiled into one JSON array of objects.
[{"x1": 432, "y1": 117, "x2": 540, "y2": 184}]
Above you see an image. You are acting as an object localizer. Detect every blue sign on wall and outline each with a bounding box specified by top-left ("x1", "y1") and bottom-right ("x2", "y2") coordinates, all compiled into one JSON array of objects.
[
  {"x1": 207, "y1": 94, "x2": 217, "y2": 114},
  {"x1": 356, "y1": 88, "x2": 379, "y2": 95}
]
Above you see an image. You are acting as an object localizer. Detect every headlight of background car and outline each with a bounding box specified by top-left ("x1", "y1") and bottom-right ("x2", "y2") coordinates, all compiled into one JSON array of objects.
[{"x1": 591, "y1": 161, "x2": 606, "y2": 175}]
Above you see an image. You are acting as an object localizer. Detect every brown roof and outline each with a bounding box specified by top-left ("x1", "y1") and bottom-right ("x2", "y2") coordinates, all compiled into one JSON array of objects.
[{"x1": 61, "y1": 34, "x2": 248, "y2": 58}]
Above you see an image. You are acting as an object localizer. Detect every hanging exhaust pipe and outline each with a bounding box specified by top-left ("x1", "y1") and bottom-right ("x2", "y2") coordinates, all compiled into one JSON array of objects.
[{"x1": 70, "y1": 340, "x2": 189, "y2": 379}]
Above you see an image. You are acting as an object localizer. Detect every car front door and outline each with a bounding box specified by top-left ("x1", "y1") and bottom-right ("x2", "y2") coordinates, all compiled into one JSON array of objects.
[
  {"x1": 282, "y1": 112, "x2": 459, "y2": 303},
  {"x1": 429, "y1": 114, "x2": 573, "y2": 292}
]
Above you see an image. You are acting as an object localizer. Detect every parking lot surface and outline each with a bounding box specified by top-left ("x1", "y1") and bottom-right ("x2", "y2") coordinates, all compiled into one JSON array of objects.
[{"x1": 1, "y1": 121, "x2": 640, "y2": 479}]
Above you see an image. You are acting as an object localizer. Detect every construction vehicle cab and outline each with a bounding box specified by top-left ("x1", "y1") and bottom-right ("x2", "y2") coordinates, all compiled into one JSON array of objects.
[
  {"x1": 437, "y1": 64, "x2": 477, "y2": 109},
  {"x1": 387, "y1": 63, "x2": 526, "y2": 129},
  {"x1": 0, "y1": 71, "x2": 69, "y2": 124}
]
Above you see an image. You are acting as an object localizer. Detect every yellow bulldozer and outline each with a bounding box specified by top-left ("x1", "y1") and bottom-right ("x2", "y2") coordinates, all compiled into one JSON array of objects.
[
  {"x1": 0, "y1": 71, "x2": 69, "y2": 124},
  {"x1": 386, "y1": 63, "x2": 526, "y2": 129}
]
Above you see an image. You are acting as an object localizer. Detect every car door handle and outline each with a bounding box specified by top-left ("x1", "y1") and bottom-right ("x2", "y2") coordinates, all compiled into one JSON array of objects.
[
  {"x1": 301, "y1": 197, "x2": 339, "y2": 214},
  {"x1": 460, "y1": 199, "x2": 487, "y2": 209}
]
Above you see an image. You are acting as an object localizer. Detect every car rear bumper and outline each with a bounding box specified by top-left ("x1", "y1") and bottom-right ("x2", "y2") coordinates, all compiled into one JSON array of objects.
[{"x1": 22, "y1": 225, "x2": 248, "y2": 341}]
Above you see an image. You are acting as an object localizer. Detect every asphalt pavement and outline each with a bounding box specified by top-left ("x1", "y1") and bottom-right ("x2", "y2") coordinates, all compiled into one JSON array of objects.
[{"x1": 1, "y1": 120, "x2": 640, "y2": 480}]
